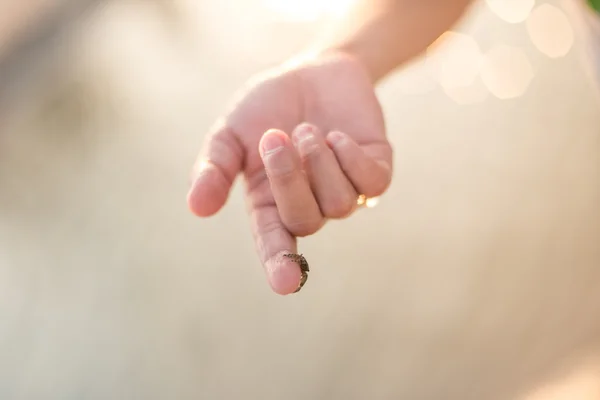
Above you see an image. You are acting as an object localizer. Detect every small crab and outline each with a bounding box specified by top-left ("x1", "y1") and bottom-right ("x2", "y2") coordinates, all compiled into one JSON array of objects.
[{"x1": 284, "y1": 253, "x2": 309, "y2": 293}]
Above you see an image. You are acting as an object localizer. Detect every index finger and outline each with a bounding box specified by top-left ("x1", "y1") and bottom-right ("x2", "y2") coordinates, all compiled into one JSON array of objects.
[{"x1": 249, "y1": 202, "x2": 306, "y2": 295}]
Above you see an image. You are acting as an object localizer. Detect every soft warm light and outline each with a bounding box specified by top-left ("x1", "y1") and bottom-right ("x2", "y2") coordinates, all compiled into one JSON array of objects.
[
  {"x1": 356, "y1": 194, "x2": 367, "y2": 207},
  {"x1": 527, "y1": 4, "x2": 574, "y2": 58},
  {"x1": 394, "y1": 57, "x2": 437, "y2": 95},
  {"x1": 521, "y1": 366, "x2": 600, "y2": 400},
  {"x1": 486, "y1": 0, "x2": 535, "y2": 23},
  {"x1": 426, "y1": 32, "x2": 483, "y2": 89},
  {"x1": 261, "y1": 0, "x2": 357, "y2": 22},
  {"x1": 365, "y1": 197, "x2": 380, "y2": 208},
  {"x1": 481, "y1": 45, "x2": 534, "y2": 100},
  {"x1": 443, "y1": 82, "x2": 489, "y2": 105},
  {"x1": 426, "y1": 32, "x2": 486, "y2": 104},
  {"x1": 356, "y1": 195, "x2": 379, "y2": 208}
]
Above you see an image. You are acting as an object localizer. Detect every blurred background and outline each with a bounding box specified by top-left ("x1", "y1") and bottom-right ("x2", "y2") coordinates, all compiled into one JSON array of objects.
[{"x1": 0, "y1": 0, "x2": 599, "y2": 399}]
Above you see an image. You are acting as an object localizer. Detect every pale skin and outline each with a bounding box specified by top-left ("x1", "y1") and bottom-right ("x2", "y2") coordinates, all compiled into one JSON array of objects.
[{"x1": 187, "y1": 0, "x2": 475, "y2": 294}]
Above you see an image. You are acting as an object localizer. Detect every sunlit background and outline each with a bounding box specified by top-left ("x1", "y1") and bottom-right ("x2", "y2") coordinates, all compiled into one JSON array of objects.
[{"x1": 1, "y1": 0, "x2": 600, "y2": 399}]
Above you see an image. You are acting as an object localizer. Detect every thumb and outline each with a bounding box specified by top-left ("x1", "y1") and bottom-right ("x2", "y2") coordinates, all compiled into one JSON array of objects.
[{"x1": 187, "y1": 120, "x2": 244, "y2": 217}]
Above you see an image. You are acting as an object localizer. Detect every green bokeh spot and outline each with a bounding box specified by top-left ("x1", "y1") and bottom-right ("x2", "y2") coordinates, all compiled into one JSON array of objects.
[{"x1": 588, "y1": 0, "x2": 600, "y2": 12}]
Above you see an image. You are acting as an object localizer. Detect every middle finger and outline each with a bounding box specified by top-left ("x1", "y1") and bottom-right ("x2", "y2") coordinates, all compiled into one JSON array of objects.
[{"x1": 259, "y1": 129, "x2": 324, "y2": 237}]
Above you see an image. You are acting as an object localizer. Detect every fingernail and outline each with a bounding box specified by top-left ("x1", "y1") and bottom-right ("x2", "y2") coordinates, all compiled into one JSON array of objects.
[
  {"x1": 326, "y1": 131, "x2": 347, "y2": 147},
  {"x1": 260, "y1": 131, "x2": 296, "y2": 174},
  {"x1": 260, "y1": 131, "x2": 285, "y2": 156},
  {"x1": 294, "y1": 124, "x2": 315, "y2": 144}
]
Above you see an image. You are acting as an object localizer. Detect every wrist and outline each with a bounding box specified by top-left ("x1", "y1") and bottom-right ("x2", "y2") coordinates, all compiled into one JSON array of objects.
[
  {"x1": 282, "y1": 46, "x2": 377, "y2": 86},
  {"x1": 285, "y1": 0, "x2": 475, "y2": 84},
  {"x1": 325, "y1": 42, "x2": 391, "y2": 84}
]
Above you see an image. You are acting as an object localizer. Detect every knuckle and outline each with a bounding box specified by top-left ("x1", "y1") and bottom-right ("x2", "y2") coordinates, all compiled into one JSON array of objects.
[
  {"x1": 362, "y1": 161, "x2": 392, "y2": 197},
  {"x1": 285, "y1": 218, "x2": 322, "y2": 237},
  {"x1": 268, "y1": 165, "x2": 297, "y2": 184},
  {"x1": 365, "y1": 179, "x2": 391, "y2": 198},
  {"x1": 207, "y1": 122, "x2": 242, "y2": 160},
  {"x1": 322, "y1": 194, "x2": 355, "y2": 219},
  {"x1": 299, "y1": 142, "x2": 326, "y2": 163},
  {"x1": 264, "y1": 155, "x2": 299, "y2": 185},
  {"x1": 255, "y1": 216, "x2": 284, "y2": 238}
]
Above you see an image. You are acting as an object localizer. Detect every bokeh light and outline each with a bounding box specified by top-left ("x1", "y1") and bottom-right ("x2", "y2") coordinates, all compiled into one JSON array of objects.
[
  {"x1": 365, "y1": 197, "x2": 380, "y2": 208},
  {"x1": 426, "y1": 31, "x2": 487, "y2": 104},
  {"x1": 442, "y1": 82, "x2": 489, "y2": 105},
  {"x1": 426, "y1": 32, "x2": 483, "y2": 89},
  {"x1": 356, "y1": 194, "x2": 367, "y2": 207},
  {"x1": 481, "y1": 45, "x2": 534, "y2": 99},
  {"x1": 357, "y1": 194, "x2": 379, "y2": 208},
  {"x1": 526, "y1": 4, "x2": 574, "y2": 58},
  {"x1": 394, "y1": 57, "x2": 438, "y2": 95},
  {"x1": 485, "y1": 0, "x2": 535, "y2": 23}
]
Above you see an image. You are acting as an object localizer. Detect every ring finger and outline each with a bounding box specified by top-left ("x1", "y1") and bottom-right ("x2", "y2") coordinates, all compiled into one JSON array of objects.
[{"x1": 292, "y1": 123, "x2": 358, "y2": 219}]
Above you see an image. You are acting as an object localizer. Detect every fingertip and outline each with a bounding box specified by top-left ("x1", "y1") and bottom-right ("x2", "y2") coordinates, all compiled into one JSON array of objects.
[
  {"x1": 259, "y1": 129, "x2": 290, "y2": 158},
  {"x1": 326, "y1": 130, "x2": 349, "y2": 148},
  {"x1": 373, "y1": 159, "x2": 393, "y2": 192},
  {"x1": 326, "y1": 131, "x2": 393, "y2": 198},
  {"x1": 263, "y1": 128, "x2": 288, "y2": 138},
  {"x1": 264, "y1": 252, "x2": 303, "y2": 295},
  {"x1": 187, "y1": 161, "x2": 231, "y2": 217},
  {"x1": 292, "y1": 122, "x2": 319, "y2": 141}
]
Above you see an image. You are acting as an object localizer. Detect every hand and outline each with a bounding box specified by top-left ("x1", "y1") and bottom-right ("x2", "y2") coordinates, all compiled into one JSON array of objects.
[{"x1": 187, "y1": 51, "x2": 393, "y2": 295}]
